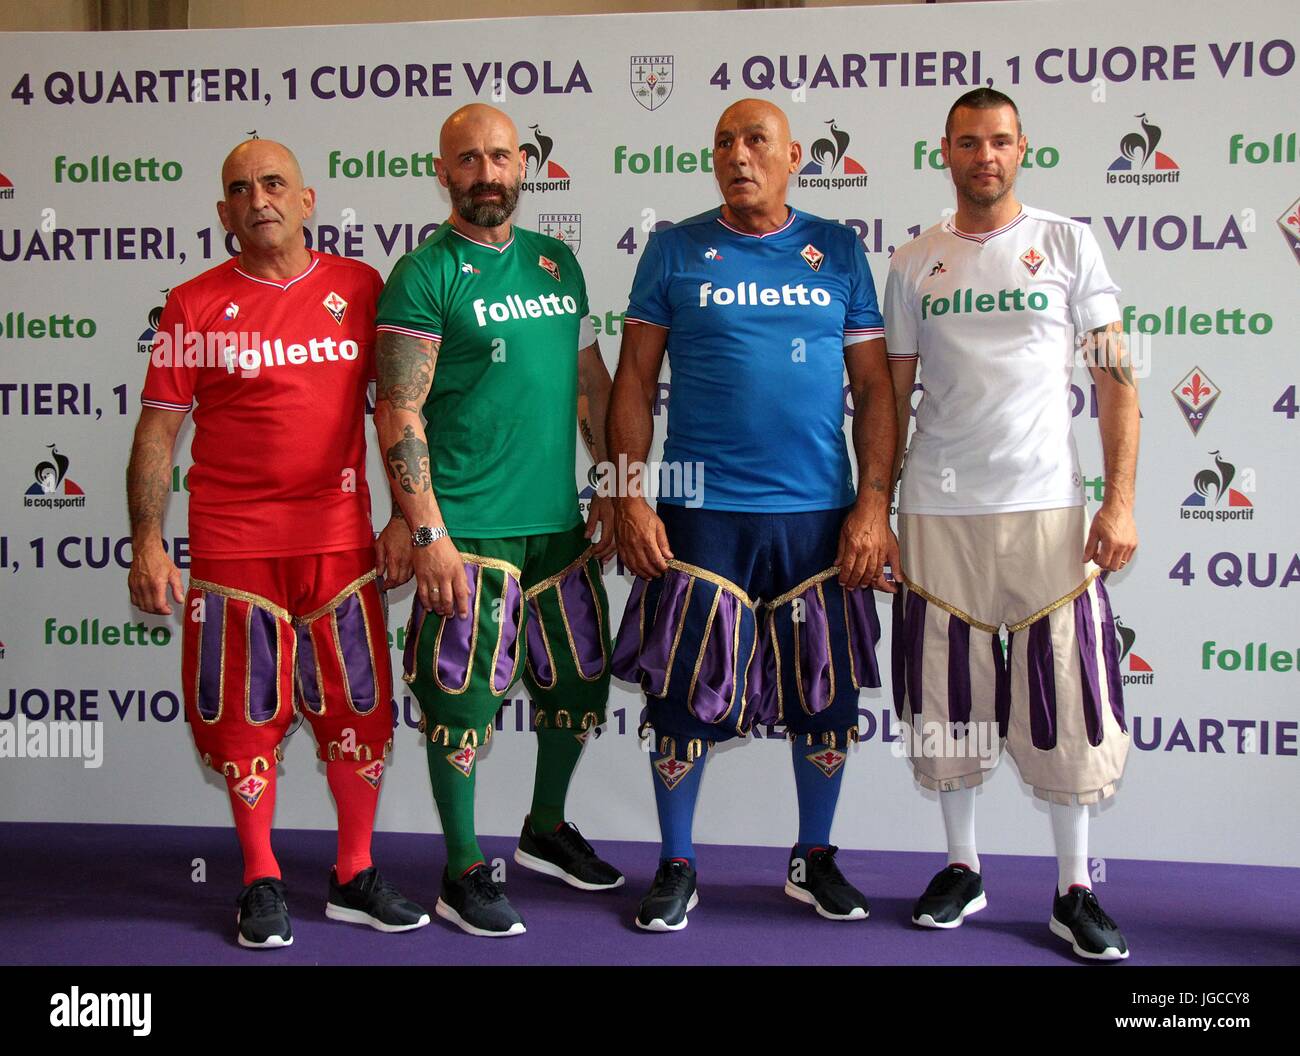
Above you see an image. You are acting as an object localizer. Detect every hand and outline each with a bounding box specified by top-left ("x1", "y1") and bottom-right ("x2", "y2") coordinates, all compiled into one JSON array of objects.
[
  {"x1": 613, "y1": 498, "x2": 673, "y2": 580},
  {"x1": 128, "y1": 537, "x2": 185, "y2": 615},
  {"x1": 413, "y1": 535, "x2": 470, "y2": 618},
  {"x1": 375, "y1": 517, "x2": 414, "y2": 589},
  {"x1": 1084, "y1": 502, "x2": 1137, "y2": 573},
  {"x1": 835, "y1": 503, "x2": 899, "y2": 593},
  {"x1": 584, "y1": 495, "x2": 617, "y2": 563}
]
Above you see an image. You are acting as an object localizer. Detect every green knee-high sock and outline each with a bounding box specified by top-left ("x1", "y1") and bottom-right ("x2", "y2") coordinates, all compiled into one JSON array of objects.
[
  {"x1": 529, "y1": 727, "x2": 585, "y2": 833},
  {"x1": 426, "y1": 740, "x2": 485, "y2": 876}
]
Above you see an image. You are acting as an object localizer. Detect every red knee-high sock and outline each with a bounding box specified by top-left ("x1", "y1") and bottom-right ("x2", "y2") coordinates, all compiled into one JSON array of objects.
[
  {"x1": 326, "y1": 757, "x2": 381, "y2": 884},
  {"x1": 226, "y1": 769, "x2": 280, "y2": 886}
]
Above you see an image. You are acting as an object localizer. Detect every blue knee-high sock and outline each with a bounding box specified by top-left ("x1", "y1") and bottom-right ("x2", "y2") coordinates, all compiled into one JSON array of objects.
[
  {"x1": 792, "y1": 740, "x2": 846, "y2": 856},
  {"x1": 649, "y1": 748, "x2": 707, "y2": 864}
]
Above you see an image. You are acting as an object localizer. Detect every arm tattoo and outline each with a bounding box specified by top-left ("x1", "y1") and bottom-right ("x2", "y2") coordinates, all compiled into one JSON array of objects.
[
  {"x1": 1083, "y1": 321, "x2": 1135, "y2": 388},
  {"x1": 126, "y1": 434, "x2": 171, "y2": 534},
  {"x1": 384, "y1": 424, "x2": 431, "y2": 495},
  {"x1": 375, "y1": 331, "x2": 436, "y2": 411}
]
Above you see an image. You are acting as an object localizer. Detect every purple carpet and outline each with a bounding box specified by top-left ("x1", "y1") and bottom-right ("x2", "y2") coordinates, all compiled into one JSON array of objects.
[{"x1": 2, "y1": 822, "x2": 1296, "y2": 966}]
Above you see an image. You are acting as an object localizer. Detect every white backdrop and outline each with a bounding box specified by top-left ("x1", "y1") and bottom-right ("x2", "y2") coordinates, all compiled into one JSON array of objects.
[{"x1": 1, "y1": 0, "x2": 1297, "y2": 867}]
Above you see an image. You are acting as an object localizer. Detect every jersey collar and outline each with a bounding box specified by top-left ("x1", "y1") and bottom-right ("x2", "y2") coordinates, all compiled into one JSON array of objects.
[
  {"x1": 232, "y1": 253, "x2": 320, "y2": 290},
  {"x1": 450, "y1": 225, "x2": 516, "y2": 254},
  {"x1": 945, "y1": 208, "x2": 1027, "y2": 245},
  {"x1": 716, "y1": 208, "x2": 797, "y2": 239}
]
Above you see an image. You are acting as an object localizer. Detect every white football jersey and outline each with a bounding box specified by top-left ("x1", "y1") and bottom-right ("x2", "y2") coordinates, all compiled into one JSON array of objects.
[{"x1": 884, "y1": 205, "x2": 1121, "y2": 515}]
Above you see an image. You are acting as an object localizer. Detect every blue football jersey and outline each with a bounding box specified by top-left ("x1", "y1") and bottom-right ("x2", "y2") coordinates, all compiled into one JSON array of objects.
[{"x1": 626, "y1": 207, "x2": 883, "y2": 512}]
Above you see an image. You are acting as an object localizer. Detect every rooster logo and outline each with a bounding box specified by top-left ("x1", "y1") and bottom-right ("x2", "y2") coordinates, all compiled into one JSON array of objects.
[
  {"x1": 798, "y1": 120, "x2": 867, "y2": 176},
  {"x1": 1108, "y1": 114, "x2": 1179, "y2": 172},
  {"x1": 1182, "y1": 451, "x2": 1252, "y2": 509},
  {"x1": 520, "y1": 126, "x2": 570, "y2": 181}
]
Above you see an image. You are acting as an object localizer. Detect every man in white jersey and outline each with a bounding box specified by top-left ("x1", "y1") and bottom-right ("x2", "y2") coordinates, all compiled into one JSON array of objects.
[{"x1": 884, "y1": 88, "x2": 1139, "y2": 961}]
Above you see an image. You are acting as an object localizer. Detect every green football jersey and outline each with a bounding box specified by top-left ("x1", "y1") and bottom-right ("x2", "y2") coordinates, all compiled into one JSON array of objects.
[{"x1": 376, "y1": 222, "x2": 589, "y2": 537}]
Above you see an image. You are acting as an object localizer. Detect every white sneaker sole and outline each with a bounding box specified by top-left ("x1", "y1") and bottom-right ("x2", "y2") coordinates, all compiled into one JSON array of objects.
[
  {"x1": 1049, "y1": 915, "x2": 1130, "y2": 960},
  {"x1": 435, "y1": 898, "x2": 526, "y2": 938},
  {"x1": 236, "y1": 913, "x2": 293, "y2": 948},
  {"x1": 325, "y1": 901, "x2": 431, "y2": 932},
  {"x1": 513, "y1": 847, "x2": 626, "y2": 891},
  {"x1": 784, "y1": 880, "x2": 869, "y2": 921},
  {"x1": 636, "y1": 890, "x2": 699, "y2": 932},
  {"x1": 913, "y1": 890, "x2": 988, "y2": 929}
]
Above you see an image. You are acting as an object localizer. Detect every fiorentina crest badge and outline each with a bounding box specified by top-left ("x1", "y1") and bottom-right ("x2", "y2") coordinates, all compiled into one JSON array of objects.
[
  {"x1": 233, "y1": 773, "x2": 269, "y2": 809},
  {"x1": 806, "y1": 748, "x2": 847, "y2": 778},
  {"x1": 447, "y1": 745, "x2": 476, "y2": 777},
  {"x1": 538, "y1": 255, "x2": 561, "y2": 282},
  {"x1": 356, "y1": 759, "x2": 385, "y2": 789},
  {"x1": 539, "y1": 213, "x2": 582, "y2": 256},
  {"x1": 653, "y1": 754, "x2": 694, "y2": 791},
  {"x1": 1019, "y1": 246, "x2": 1046, "y2": 275},
  {"x1": 800, "y1": 243, "x2": 825, "y2": 271},
  {"x1": 323, "y1": 291, "x2": 348, "y2": 324},
  {"x1": 1172, "y1": 366, "x2": 1221, "y2": 436},
  {"x1": 630, "y1": 55, "x2": 674, "y2": 112},
  {"x1": 1278, "y1": 195, "x2": 1300, "y2": 266}
]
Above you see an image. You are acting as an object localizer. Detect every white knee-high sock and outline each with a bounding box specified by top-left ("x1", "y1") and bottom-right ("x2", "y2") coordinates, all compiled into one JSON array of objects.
[
  {"x1": 940, "y1": 786, "x2": 979, "y2": 874},
  {"x1": 1050, "y1": 800, "x2": 1090, "y2": 895}
]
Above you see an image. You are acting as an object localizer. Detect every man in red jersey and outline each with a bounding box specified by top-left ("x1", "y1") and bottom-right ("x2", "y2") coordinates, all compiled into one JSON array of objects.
[{"x1": 126, "y1": 138, "x2": 428, "y2": 948}]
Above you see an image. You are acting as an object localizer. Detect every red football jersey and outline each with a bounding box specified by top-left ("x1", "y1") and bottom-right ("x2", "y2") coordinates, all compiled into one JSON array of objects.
[{"x1": 142, "y1": 252, "x2": 383, "y2": 558}]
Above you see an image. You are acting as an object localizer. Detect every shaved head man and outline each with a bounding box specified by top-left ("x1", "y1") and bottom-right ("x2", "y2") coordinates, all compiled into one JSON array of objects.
[
  {"x1": 607, "y1": 99, "x2": 898, "y2": 930},
  {"x1": 374, "y1": 104, "x2": 622, "y2": 937},
  {"x1": 127, "y1": 138, "x2": 429, "y2": 947}
]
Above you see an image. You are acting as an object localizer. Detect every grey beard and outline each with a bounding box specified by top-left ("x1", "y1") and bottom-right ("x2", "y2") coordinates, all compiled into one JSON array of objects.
[{"x1": 454, "y1": 183, "x2": 519, "y2": 227}]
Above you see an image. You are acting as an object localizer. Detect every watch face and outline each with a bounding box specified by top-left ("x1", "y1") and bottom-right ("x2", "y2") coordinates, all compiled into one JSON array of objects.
[{"x1": 413, "y1": 526, "x2": 434, "y2": 547}]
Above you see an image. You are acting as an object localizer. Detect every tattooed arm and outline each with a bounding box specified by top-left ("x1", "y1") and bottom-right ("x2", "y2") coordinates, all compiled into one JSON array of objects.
[
  {"x1": 126, "y1": 407, "x2": 187, "y2": 615},
  {"x1": 1081, "y1": 319, "x2": 1140, "y2": 571},
  {"x1": 839, "y1": 337, "x2": 899, "y2": 593},
  {"x1": 373, "y1": 330, "x2": 468, "y2": 617},
  {"x1": 578, "y1": 339, "x2": 616, "y2": 560}
]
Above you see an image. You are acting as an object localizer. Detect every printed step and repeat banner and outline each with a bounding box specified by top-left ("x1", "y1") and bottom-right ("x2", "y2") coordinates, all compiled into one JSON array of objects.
[{"x1": 1, "y1": 0, "x2": 1296, "y2": 866}]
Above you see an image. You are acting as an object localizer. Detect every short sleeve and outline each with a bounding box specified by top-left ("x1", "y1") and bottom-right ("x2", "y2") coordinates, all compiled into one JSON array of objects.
[
  {"x1": 140, "y1": 293, "x2": 196, "y2": 412},
  {"x1": 883, "y1": 261, "x2": 919, "y2": 361},
  {"x1": 1069, "y1": 225, "x2": 1121, "y2": 333},
  {"x1": 843, "y1": 236, "x2": 885, "y2": 348},
  {"x1": 375, "y1": 253, "x2": 444, "y2": 341},
  {"x1": 625, "y1": 231, "x2": 672, "y2": 328}
]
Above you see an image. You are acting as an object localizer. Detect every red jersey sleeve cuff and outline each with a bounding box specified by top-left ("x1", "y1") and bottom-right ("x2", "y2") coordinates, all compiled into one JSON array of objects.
[{"x1": 140, "y1": 396, "x2": 193, "y2": 411}]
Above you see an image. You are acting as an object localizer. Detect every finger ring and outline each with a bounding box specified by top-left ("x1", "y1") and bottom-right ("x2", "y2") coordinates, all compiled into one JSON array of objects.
[{"x1": 431, "y1": 586, "x2": 441, "y2": 595}]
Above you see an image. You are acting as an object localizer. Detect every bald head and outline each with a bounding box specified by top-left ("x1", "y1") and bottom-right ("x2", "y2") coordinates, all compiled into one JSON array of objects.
[
  {"x1": 220, "y1": 139, "x2": 304, "y2": 196},
  {"x1": 436, "y1": 104, "x2": 525, "y2": 234},
  {"x1": 713, "y1": 98, "x2": 801, "y2": 231}
]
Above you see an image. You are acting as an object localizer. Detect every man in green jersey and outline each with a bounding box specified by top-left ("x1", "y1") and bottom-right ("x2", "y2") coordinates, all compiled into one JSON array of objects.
[{"x1": 374, "y1": 103, "x2": 622, "y2": 937}]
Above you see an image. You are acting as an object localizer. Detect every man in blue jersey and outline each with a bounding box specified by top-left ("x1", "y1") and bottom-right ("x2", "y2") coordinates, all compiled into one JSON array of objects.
[{"x1": 607, "y1": 98, "x2": 898, "y2": 930}]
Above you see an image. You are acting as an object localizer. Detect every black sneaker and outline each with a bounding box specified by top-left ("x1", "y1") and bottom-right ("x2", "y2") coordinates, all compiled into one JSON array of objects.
[
  {"x1": 435, "y1": 863, "x2": 526, "y2": 938},
  {"x1": 236, "y1": 877, "x2": 293, "y2": 949},
  {"x1": 514, "y1": 817, "x2": 625, "y2": 891},
  {"x1": 785, "y1": 846, "x2": 870, "y2": 921},
  {"x1": 325, "y1": 866, "x2": 430, "y2": 933},
  {"x1": 912, "y1": 864, "x2": 988, "y2": 929},
  {"x1": 635, "y1": 859, "x2": 699, "y2": 932},
  {"x1": 1050, "y1": 885, "x2": 1130, "y2": 961}
]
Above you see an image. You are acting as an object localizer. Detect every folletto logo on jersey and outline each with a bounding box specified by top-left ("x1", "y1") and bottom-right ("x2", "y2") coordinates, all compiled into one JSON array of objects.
[
  {"x1": 630, "y1": 55, "x2": 673, "y2": 111},
  {"x1": 1180, "y1": 451, "x2": 1255, "y2": 522},
  {"x1": 538, "y1": 213, "x2": 581, "y2": 255},
  {"x1": 1106, "y1": 113, "x2": 1180, "y2": 185},
  {"x1": 1115, "y1": 618, "x2": 1154, "y2": 687},
  {"x1": 796, "y1": 120, "x2": 868, "y2": 190},
  {"x1": 520, "y1": 125, "x2": 571, "y2": 193},
  {"x1": 0, "y1": 170, "x2": 14, "y2": 200},
  {"x1": 23, "y1": 445, "x2": 85, "y2": 509},
  {"x1": 920, "y1": 288, "x2": 1049, "y2": 319},
  {"x1": 1278, "y1": 194, "x2": 1300, "y2": 266},
  {"x1": 472, "y1": 291, "x2": 580, "y2": 327},
  {"x1": 1172, "y1": 366, "x2": 1220, "y2": 436},
  {"x1": 697, "y1": 281, "x2": 833, "y2": 308}
]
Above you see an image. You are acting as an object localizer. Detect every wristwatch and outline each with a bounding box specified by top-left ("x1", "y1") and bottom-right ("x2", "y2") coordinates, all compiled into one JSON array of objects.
[{"x1": 411, "y1": 525, "x2": 448, "y2": 548}]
